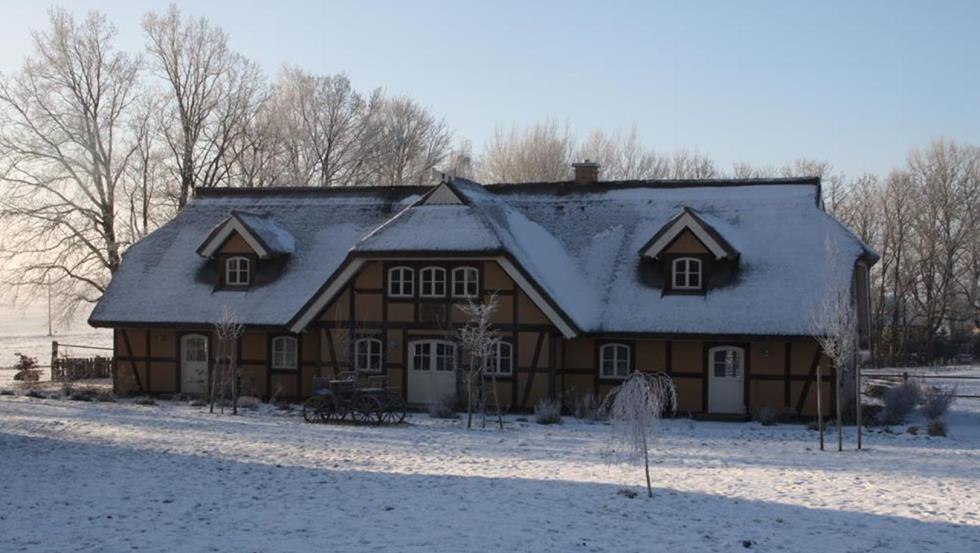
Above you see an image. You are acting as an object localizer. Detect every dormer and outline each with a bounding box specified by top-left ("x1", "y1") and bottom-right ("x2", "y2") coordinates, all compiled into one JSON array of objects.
[
  {"x1": 639, "y1": 207, "x2": 739, "y2": 294},
  {"x1": 197, "y1": 210, "x2": 295, "y2": 289}
]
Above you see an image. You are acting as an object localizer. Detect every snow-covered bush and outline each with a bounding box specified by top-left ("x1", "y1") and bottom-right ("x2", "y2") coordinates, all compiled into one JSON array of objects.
[
  {"x1": 0, "y1": 389, "x2": 13, "y2": 396},
  {"x1": 69, "y1": 388, "x2": 99, "y2": 402},
  {"x1": 12, "y1": 353, "x2": 40, "y2": 382},
  {"x1": 921, "y1": 386, "x2": 956, "y2": 420},
  {"x1": 573, "y1": 391, "x2": 601, "y2": 422},
  {"x1": 134, "y1": 396, "x2": 157, "y2": 406},
  {"x1": 927, "y1": 418, "x2": 947, "y2": 437},
  {"x1": 534, "y1": 398, "x2": 562, "y2": 425},
  {"x1": 427, "y1": 395, "x2": 457, "y2": 419},
  {"x1": 238, "y1": 395, "x2": 261, "y2": 409},
  {"x1": 25, "y1": 389, "x2": 46, "y2": 399},
  {"x1": 752, "y1": 406, "x2": 778, "y2": 426},
  {"x1": 602, "y1": 372, "x2": 676, "y2": 498},
  {"x1": 879, "y1": 381, "x2": 922, "y2": 425},
  {"x1": 95, "y1": 390, "x2": 116, "y2": 403}
]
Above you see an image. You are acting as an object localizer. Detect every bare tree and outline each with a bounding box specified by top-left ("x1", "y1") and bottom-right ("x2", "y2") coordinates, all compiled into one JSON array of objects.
[
  {"x1": 457, "y1": 294, "x2": 503, "y2": 430},
  {"x1": 0, "y1": 8, "x2": 142, "y2": 319},
  {"x1": 667, "y1": 148, "x2": 718, "y2": 179},
  {"x1": 575, "y1": 127, "x2": 669, "y2": 180},
  {"x1": 212, "y1": 304, "x2": 244, "y2": 414},
  {"x1": 362, "y1": 96, "x2": 451, "y2": 185},
  {"x1": 480, "y1": 118, "x2": 574, "y2": 182},
  {"x1": 602, "y1": 371, "x2": 677, "y2": 498},
  {"x1": 143, "y1": 4, "x2": 265, "y2": 206},
  {"x1": 810, "y1": 237, "x2": 859, "y2": 452}
]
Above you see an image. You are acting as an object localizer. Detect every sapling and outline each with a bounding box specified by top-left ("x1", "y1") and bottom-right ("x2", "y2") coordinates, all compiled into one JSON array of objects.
[
  {"x1": 602, "y1": 371, "x2": 677, "y2": 498},
  {"x1": 457, "y1": 294, "x2": 504, "y2": 430},
  {"x1": 212, "y1": 305, "x2": 244, "y2": 414}
]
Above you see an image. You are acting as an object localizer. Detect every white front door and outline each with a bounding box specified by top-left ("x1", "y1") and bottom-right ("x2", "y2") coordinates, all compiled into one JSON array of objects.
[
  {"x1": 708, "y1": 346, "x2": 745, "y2": 414},
  {"x1": 407, "y1": 340, "x2": 457, "y2": 405},
  {"x1": 180, "y1": 334, "x2": 209, "y2": 395}
]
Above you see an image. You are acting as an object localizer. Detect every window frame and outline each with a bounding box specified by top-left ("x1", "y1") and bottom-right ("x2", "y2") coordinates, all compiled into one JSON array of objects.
[
  {"x1": 484, "y1": 339, "x2": 513, "y2": 377},
  {"x1": 224, "y1": 255, "x2": 251, "y2": 287},
  {"x1": 670, "y1": 256, "x2": 704, "y2": 292},
  {"x1": 451, "y1": 266, "x2": 480, "y2": 299},
  {"x1": 354, "y1": 337, "x2": 384, "y2": 373},
  {"x1": 599, "y1": 342, "x2": 632, "y2": 380},
  {"x1": 419, "y1": 266, "x2": 447, "y2": 298},
  {"x1": 387, "y1": 266, "x2": 415, "y2": 298},
  {"x1": 270, "y1": 335, "x2": 299, "y2": 371}
]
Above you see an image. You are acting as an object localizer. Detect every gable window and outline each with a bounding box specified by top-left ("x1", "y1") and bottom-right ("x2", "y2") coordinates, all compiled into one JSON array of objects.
[
  {"x1": 420, "y1": 266, "x2": 447, "y2": 297},
  {"x1": 225, "y1": 256, "x2": 250, "y2": 286},
  {"x1": 485, "y1": 340, "x2": 513, "y2": 376},
  {"x1": 599, "y1": 343, "x2": 631, "y2": 379},
  {"x1": 672, "y1": 257, "x2": 702, "y2": 290},
  {"x1": 271, "y1": 336, "x2": 298, "y2": 370},
  {"x1": 452, "y1": 267, "x2": 479, "y2": 298},
  {"x1": 388, "y1": 266, "x2": 414, "y2": 298},
  {"x1": 354, "y1": 338, "x2": 383, "y2": 373}
]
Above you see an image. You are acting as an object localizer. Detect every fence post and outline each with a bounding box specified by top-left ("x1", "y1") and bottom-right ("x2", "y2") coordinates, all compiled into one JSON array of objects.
[{"x1": 50, "y1": 341, "x2": 58, "y2": 381}]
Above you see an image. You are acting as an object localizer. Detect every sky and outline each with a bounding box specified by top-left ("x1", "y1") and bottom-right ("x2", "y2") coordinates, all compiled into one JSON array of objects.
[{"x1": 0, "y1": 0, "x2": 978, "y2": 178}]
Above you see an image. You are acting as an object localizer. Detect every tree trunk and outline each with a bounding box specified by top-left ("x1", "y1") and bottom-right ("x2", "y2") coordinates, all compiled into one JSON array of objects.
[
  {"x1": 817, "y1": 363, "x2": 824, "y2": 451},
  {"x1": 642, "y1": 432, "x2": 652, "y2": 498}
]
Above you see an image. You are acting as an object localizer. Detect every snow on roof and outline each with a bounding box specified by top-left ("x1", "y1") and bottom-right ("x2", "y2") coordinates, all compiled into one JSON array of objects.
[
  {"x1": 233, "y1": 211, "x2": 296, "y2": 256},
  {"x1": 92, "y1": 178, "x2": 875, "y2": 337},
  {"x1": 90, "y1": 189, "x2": 423, "y2": 327}
]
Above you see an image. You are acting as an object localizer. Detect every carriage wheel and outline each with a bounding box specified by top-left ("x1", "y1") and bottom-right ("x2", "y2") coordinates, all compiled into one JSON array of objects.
[
  {"x1": 382, "y1": 393, "x2": 407, "y2": 425},
  {"x1": 350, "y1": 394, "x2": 383, "y2": 425},
  {"x1": 302, "y1": 396, "x2": 326, "y2": 423}
]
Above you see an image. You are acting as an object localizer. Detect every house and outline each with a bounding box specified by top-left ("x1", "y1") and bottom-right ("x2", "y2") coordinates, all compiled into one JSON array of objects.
[{"x1": 88, "y1": 163, "x2": 877, "y2": 416}]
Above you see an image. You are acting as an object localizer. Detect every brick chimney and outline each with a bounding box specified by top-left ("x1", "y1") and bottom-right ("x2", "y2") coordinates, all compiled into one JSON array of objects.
[{"x1": 572, "y1": 160, "x2": 600, "y2": 185}]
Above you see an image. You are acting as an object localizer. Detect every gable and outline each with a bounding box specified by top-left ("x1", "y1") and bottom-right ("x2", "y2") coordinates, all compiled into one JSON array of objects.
[
  {"x1": 663, "y1": 229, "x2": 710, "y2": 255},
  {"x1": 639, "y1": 207, "x2": 739, "y2": 261},
  {"x1": 218, "y1": 231, "x2": 256, "y2": 255},
  {"x1": 423, "y1": 182, "x2": 464, "y2": 205}
]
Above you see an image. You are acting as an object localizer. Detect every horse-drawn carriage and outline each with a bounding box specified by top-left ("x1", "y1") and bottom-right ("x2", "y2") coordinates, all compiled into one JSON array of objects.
[{"x1": 302, "y1": 372, "x2": 407, "y2": 425}]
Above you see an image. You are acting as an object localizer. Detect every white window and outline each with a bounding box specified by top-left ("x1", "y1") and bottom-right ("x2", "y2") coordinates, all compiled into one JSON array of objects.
[
  {"x1": 485, "y1": 340, "x2": 513, "y2": 376},
  {"x1": 354, "y1": 338, "x2": 383, "y2": 373},
  {"x1": 672, "y1": 257, "x2": 702, "y2": 290},
  {"x1": 388, "y1": 266, "x2": 414, "y2": 297},
  {"x1": 452, "y1": 267, "x2": 479, "y2": 298},
  {"x1": 225, "y1": 256, "x2": 250, "y2": 286},
  {"x1": 600, "y1": 343, "x2": 630, "y2": 379},
  {"x1": 420, "y1": 266, "x2": 447, "y2": 297},
  {"x1": 711, "y1": 346, "x2": 743, "y2": 378},
  {"x1": 410, "y1": 340, "x2": 456, "y2": 372},
  {"x1": 271, "y1": 336, "x2": 298, "y2": 370}
]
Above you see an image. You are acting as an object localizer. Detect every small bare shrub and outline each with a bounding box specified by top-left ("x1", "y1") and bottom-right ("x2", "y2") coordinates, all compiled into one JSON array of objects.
[
  {"x1": 134, "y1": 396, "x2": 157, "y2": 406},
  {"x1": 574, "y1": 391, "x2": 601, "y2": 421},
  {"x1": 238, "y1": 395, "x2": 261, "y2": 409},
  {"x1": 189, "y1": 398, "x2": 207, "y2": 407},
  {"x1": 26, "y1": 389, "x2": 46, "y2": 399},
  {"x1": 926, "y1": 418, "x2": 947, "y2": 437},
  {"x1": 921, "y1": 386, "x2": 956, "y2": 420},
  {"x1": 69, "y1": 388, "x2": 99, "y2": 402},
  {"x1": 12, "y1": 353, "x2": 40, "y2": 382},
  {"x1": 427, "y1": 395, "x2": 457, "y2": 419},
  {"x1": 95, "y1": 390, "x2": 116, "y2": 403},
  {"x1": 879, "y1": 380, "x2": 921, "y2": 425},
  {"x1": 534, "y1": 397, "x2": 562, "y2": 425},
  {"x1": 753, "y1": 406, "x2": 778, "y2": 426},
  {"x1": 0, "y1": 389, "x2": 14, "y2": 396}
]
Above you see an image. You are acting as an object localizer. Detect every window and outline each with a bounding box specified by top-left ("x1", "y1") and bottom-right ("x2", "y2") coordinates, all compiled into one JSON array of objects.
[
  {"x1": 485, "y1": 340, "x2": 513, "y2": 376},
  {"x1": 452, "y1": 267, "x2": 479, "y2": 298},
  {"x1": 410, "y1": 340, "x2": 456, "y2": 372},
  {"x1": 672, "y1": 257, "x2": 702, "y2": 290},
  {"x1": 225, "y1": 256, "x2": 250, "y2": 286},
  {"x1": 420, "y1": 266, "x2": 447, "y2": 297},
  {"x1": 271, "y1": 336, "x2": 298, "y2": 370},
  {"x1": 599, "y1": 343, "x2": 630, "y2": 379},
  {"x1": 711, "y1": 346, "x2": 743, "y2": 378},
  {"x1": 354, "y1": 338, "x2": 383, "y2": 373},
  {"x1": 182, "y1": 335, "x2": 208, "y2": 363},
  {"x1": 388, "y1": 266, "x2": 414, "y2": 297}
]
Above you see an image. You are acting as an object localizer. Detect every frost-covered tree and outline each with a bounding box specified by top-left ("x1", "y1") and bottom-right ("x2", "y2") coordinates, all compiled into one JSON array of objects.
[
  {"x1": 602, "y1": 371, "x2": 677, "y2": 498},
  {"x1": 457, "y1": 294, "x2": 503, "y2": 430}
]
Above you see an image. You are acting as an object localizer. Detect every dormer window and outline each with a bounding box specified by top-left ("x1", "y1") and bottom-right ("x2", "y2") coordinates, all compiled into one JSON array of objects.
[
  {"x1": 671, "y1": 257, "x2": 702, "y2": 290},
  {"x1": 225, "y1": 256, "x2": 250, "y2": 286}
]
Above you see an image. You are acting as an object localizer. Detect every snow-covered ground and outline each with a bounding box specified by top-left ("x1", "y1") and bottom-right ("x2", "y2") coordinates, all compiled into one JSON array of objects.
[{"x1": 0, "y1": 394, "x2": 977, "y2": 552}]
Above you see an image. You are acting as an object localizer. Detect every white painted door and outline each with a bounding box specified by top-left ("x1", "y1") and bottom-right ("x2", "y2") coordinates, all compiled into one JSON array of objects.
[
  {"x1": 180, "y1": 334, "x2": 209, "y2": 395},
  {"x1": 708, "y1": 346, "x2": 745, "y2": 414},
  {"x1": 407, "y1": 340, "x2": 457, "y2": 405}
]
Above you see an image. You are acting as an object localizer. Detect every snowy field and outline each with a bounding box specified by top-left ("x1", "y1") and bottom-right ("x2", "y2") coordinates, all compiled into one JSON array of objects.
[{"x1": 0, "y1": 394, "x2": 978, "y2": 552}]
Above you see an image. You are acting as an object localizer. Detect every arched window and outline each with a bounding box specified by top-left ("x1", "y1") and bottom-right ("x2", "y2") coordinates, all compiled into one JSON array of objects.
[
  {"x1": 225, "y1": 256, "x2": 250, "y2": 286},
  {"x1": 354, "y1": 338, "x2": 383, "y2": 373},
  {"x1": 599, "y1": 343, "x2": 631, "y2": 379},
  {"x1": 387, "y1": 266, "x2": 414, "y2": 297},
  {"x1": 452, "y1": 266, "x2": 479, "y2": 298},
  {"x1": 485, "y1": 340, "x2": 513, "y2": 376},
  {"x1": 420, "y1": 266, "x2": 447, "y2": 297},
  {"x1": 672, "y1": 257, "x2": 702, "y2": 290},
  {"x1": 271, "y1": 336, "x2": 298, "y2": 370}
]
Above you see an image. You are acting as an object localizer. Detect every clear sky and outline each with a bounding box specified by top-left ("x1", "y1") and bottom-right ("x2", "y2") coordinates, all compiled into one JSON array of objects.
[{"x1": 0, "y1": 0, "x2": 977, "y2": 177}]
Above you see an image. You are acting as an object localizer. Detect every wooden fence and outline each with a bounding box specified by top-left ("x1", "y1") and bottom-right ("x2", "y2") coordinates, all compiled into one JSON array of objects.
[{"x1": 50, "y1": 341, "x2": 114, "y2": 382}]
